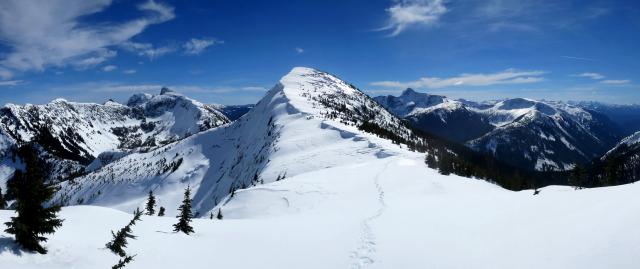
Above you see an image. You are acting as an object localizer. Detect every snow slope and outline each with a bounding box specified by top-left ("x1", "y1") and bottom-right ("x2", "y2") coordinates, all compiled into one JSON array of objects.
[
  {"x1": 2, "y1": 156, "x2": 639, "y2": 269},
  {"x1": 53, "y1": 67, "x2": 419, "y2": 217}
]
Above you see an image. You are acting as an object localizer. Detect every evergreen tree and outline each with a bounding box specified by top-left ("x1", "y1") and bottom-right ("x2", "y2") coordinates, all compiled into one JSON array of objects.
[
  {"x1": 157, "y1": 206, "x2": 165, "y2": 217},
  {"x1": 216, "y1": 209, "x2": 223, "y2": 220},
  {"x1": 173, "y1": 186, "x2": 194, "y2": 234},
  {"x1": 0, "y1": 187, "x2": 6, "y2": 209},
  {"x1": 106, "y1": 208, "x2": 143, "y2": 257},
  {"x1": 145, "y1": 190, "x2": 156, "y2": 215},
  {"x1": 112, "y1": 255, "x2": 135, "y2": 269},
  {"x1": 4, "y1": 145, "x2": 63, "y2": 254},
  {"x1": 569, "y1": 165, "x2": 586, "y2": 189},
  {"x1": 209, "y1": 212, "x2": 214, "y2": 219}
]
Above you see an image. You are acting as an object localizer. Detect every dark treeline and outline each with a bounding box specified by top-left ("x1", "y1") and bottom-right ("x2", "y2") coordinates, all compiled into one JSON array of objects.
[
  {"x1": 569, "y1": 143, "x2": 640, "y2": 188},
  {"x1": 359, "y1": 119, "x2": 569, "y2": 191}
]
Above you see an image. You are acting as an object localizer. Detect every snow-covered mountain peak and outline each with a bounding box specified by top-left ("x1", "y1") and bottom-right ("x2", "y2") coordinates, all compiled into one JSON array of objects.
[{"x1": 277, "y1": 67, "x2": 411, "y2": 138}]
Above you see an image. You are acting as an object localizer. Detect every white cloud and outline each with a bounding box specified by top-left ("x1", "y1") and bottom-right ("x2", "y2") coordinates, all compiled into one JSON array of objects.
[
  {"x1": 102, "y1": 65, "x2": 117, "y2": 72},
  {"x1": 123, "y1": 69, "x2": 137, "y2": 74},
  {"x1": 574, "y1": 72, "x2": 605, "y2": 80},
  {"x1": 371, "y1": 69, "x2": 545, "y2": 89},
  {"x1": 295, "y1": 47, "x2": 305, "y2": 54},
  {"x1": 0, "y1": 68, "x2": 13, "y2": 80},
  {"x1": 121, "y1": 42, "x2": 176, "y2": 60},
  {"x1": 0, "y1": 0, "x2": 174, "y2": 73},
  {"x1": 381, "y1": 0, "x2": 447, "y2": 36},
  {"x1": 601, "y1": 79, "x2": 630, "y2": 85},
  {"x1": 0, "y1": 80, "x2": 23, "y2": 86},
  {"x1": 183, "y1": 38, "x2": 223, "y2": 55},
  {"x1": 73, "y1": 50, "x2": 117, "y2": 69}
]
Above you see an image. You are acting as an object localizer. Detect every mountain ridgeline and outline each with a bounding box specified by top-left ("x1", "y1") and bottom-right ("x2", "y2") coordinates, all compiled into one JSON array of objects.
[{"x1": 375, "y1": 89, "x2": 625, "y2": 172}]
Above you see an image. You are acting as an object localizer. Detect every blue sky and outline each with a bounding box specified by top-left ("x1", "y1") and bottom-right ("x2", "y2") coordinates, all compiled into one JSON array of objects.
[{"x1": 0, "y1": 0, "x2": 639, "y2": 105}]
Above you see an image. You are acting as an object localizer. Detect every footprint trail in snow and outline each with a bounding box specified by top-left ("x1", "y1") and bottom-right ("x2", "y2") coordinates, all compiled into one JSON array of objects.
[{"x1": 350, "y1": 160, "x2": 391, "y2": 269}]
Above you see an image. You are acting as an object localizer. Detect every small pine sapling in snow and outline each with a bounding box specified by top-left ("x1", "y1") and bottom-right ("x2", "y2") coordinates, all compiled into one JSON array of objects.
[
  {"x1": 106, "y1": 208, "x2": 143, "y2": 257},
  {"x1": 158, "y1": 206, "x2": 165, "y2": 216},
  {"x1": 210, "y1": 212, "x2": 214, "y2": 219},
  {"x1": 145, "y1": 190, "x2": 156, "y2": 215},
  {"x1": 173, "y1": 186, "x2": 195, "y2": 234}
]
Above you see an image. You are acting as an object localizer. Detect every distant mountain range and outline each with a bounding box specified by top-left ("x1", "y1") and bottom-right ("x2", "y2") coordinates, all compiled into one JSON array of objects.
[
  {"x1": 0, "y1": 88, "x2": 229, "y2": 183},
  {"x1": 375, "y1": 89, "x2": 630, "y2": 172}
]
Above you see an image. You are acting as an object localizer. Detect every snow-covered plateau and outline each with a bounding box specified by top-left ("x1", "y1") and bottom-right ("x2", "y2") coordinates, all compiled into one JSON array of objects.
[{"x1": 0, "y1": 67, "x2": 638, "y2": 268}]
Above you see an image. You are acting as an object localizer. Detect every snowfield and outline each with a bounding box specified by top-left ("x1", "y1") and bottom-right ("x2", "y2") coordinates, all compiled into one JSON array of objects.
[{"x1": 2, "y1": 156, "x2": 640, "y2": 268}]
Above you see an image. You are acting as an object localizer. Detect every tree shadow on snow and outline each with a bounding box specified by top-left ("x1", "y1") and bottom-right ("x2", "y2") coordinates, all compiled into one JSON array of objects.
[{"x1": 0, "y1": 236, "x2": 23, "y2": 256}]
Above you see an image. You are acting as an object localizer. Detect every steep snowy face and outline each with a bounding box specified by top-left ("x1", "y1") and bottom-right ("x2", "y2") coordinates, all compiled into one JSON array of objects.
[
  {"x1": 375, "y1": 90, "x2": 623, "y2": 171},
  {"x1": 54, "y1": 67, "x2": 421, "y2": 217},
  {"x1": 604, "y1": 131, "x2": 640, "y2": 159},
  {"x1": 0, "y1": 89, "x2": 229, "y2": 184}
]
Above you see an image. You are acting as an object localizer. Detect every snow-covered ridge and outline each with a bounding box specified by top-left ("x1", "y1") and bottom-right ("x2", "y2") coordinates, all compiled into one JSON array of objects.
[
  {"x1": 618, "y1": 131, "x2": 640, "y2": 147},
  {"x1": 53, "y1": 67, "x2": 421, "y2": 217},
  {"x1": 603, "y1": 131, "x2": 640, "y2": 159}
]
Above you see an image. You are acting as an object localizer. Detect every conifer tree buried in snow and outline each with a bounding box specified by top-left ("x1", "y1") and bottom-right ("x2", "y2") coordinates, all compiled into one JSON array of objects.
[
  {"x1": 173, "y1": 186, "x2": 195, "y2": 234},
  {"x1": 105, "y1": 208, "x2": 142, "y2": 269},
  {"x1": 158, "y1": 206, "x2": 165, "y2": 216},
  {"x1": 4, "y1": 145, "x2": 63, "y2": 254},
  {"x1": 106, "y1": 208, "x2": 143, "y2": 257},
  {"x1": 145, "y1": 190, "x2": 156, "y2": 215}
]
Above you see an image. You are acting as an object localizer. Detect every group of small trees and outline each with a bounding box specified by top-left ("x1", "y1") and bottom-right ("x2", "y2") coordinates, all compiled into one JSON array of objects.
[{"x1": 1, "y1": 143, "x2": 232, "y2": 269}]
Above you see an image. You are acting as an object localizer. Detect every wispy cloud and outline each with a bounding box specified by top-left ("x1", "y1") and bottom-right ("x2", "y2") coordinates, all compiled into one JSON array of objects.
[
  {"x1": 122, "y1": 42, "x2": 176, "y2": 60},
  {"x1": 0, "y1": 0, "x2": 175, "y2": 73},
  {"x1": 380, "y1": 0, "x2": 447, "y2": 36},
  {"x1": 102, "y1": 65, "x2": 117, "y2": 72},
  {"x1": 573, "y1": 72, "x2": 605, "y2": 80},
  {"x1": 0, "y1": 68, "x2": 13, "y2": 80},
  {"x1": 123, "y1": 69, "x2": 137, "y2": 75},
  {"x1": 561, "y1": 55, "x2": 596, "y2": 61},
  {"x1": 295, "y1": 47, "x2": 305, "y2": 54},
  {"x1": 0, "y1": 80, "x2": 23, "y2": 86},
  {"x1": 601, "y1": 79, "x2": 631, "y2": 85},
  {"x1": 183, "y1": 38, "x2": 223, "y2": 55},
  {"x1": 371, "y1": 69, "x2": 545, "y2": 89}
]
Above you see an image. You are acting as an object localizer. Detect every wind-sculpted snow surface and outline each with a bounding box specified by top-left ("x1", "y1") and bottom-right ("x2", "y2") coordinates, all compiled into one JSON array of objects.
[
  {"x1": 53, "y1": 67, "x2": 420, "y2": 217},
  {"x1": 3, "y1": 157, "x2": 640, "y2": 268}
]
